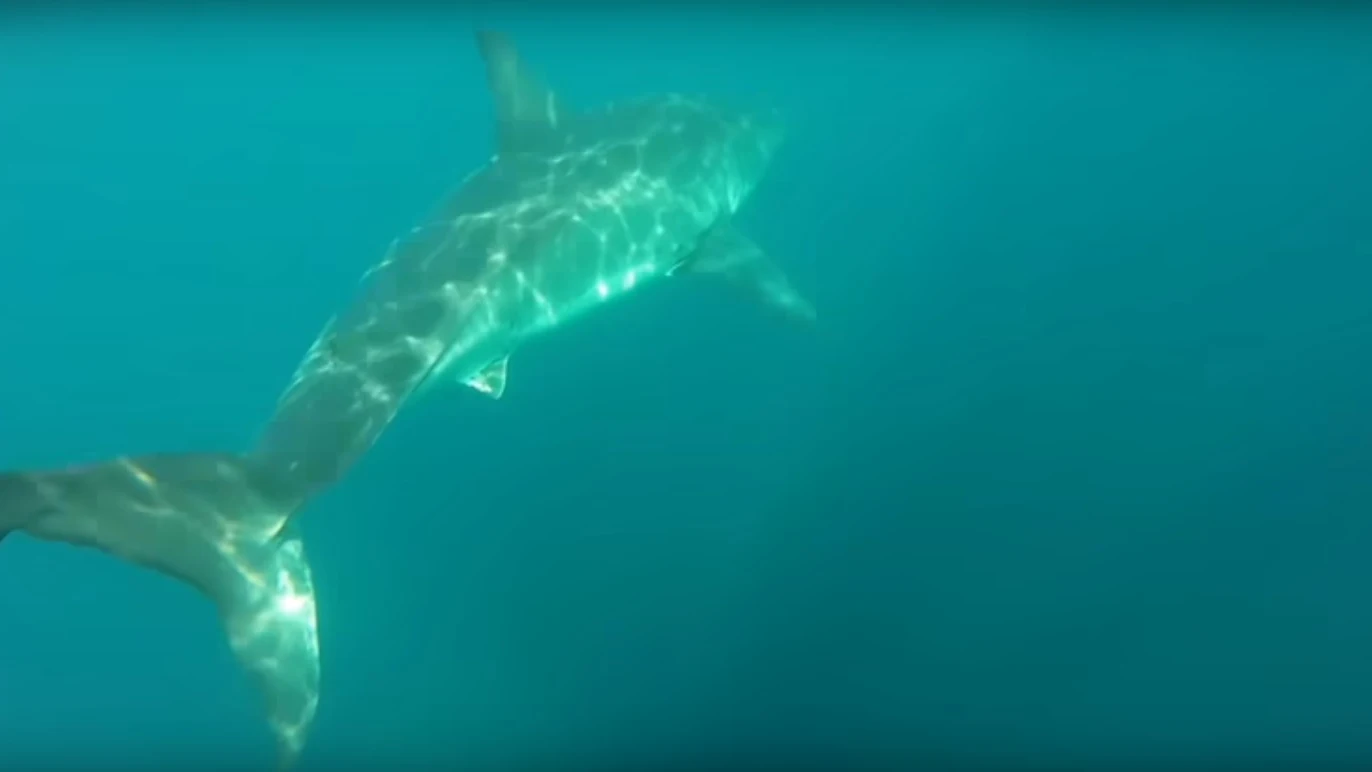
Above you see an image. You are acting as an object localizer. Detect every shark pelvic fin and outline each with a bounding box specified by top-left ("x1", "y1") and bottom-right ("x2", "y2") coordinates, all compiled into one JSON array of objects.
[
  {"x1": 0, "y1": 454, "x2": 320, "y2": 769},
  {"x1": 675, "y1": 223, "x2": 816, "y2": 325},
  {"x1": 465, "y1": 355, "x2": 510, "y2": 399},
  {"x1": 475, "y1": 30, "x2": 564, "y2": 155}
]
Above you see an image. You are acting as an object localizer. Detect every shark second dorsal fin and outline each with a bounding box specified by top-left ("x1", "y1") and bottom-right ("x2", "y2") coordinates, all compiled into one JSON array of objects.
[{"x1": 474, "y1": 30, "x2": 563, "y2": 156}]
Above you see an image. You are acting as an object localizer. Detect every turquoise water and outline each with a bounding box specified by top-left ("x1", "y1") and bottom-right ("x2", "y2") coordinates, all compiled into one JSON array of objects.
[{"x1": 2, "y1": 8, "x2": 1372, "y2": 768}]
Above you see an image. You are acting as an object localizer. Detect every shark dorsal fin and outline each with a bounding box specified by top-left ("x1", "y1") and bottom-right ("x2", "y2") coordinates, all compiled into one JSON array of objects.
[{"x1": 474, "y1": 30, "x2": 563, "y2": 156}]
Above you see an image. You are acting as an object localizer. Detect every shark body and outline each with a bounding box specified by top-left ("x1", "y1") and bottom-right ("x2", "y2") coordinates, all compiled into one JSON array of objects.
[{"x1": 0, "y1": 31, "x2": 810, "y2": 767}]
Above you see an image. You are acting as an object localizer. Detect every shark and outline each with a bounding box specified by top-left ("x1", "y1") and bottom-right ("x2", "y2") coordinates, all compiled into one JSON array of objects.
[{"x1": 0, "y1": 30, "x2": 811, "y2": 768}]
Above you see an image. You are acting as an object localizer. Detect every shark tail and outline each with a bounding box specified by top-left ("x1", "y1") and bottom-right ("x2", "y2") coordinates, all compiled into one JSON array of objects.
[{"x1": 0, "y1": 452, "x2": 320, "y2": 769}]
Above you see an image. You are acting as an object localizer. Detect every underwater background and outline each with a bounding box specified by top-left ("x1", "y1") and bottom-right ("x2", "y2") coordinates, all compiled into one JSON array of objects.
[{"x1": 2, "y1": 6, "x2": 1371, "y2": 769}]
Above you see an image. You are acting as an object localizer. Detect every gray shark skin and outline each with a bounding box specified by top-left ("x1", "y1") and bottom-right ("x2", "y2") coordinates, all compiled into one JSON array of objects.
[{"x1": 0, "y1": 30, "x2": 810, "y2": 768}]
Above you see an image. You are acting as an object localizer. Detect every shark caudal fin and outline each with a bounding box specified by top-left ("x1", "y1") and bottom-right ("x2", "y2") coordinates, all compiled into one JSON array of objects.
[{"x1": 0, "y1": 453, "x2": 319, "y2": 769}]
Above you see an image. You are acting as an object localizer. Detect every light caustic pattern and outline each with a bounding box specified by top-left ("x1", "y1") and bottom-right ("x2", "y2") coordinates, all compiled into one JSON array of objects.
[
  {"x1": 254, "y1": 94, "x2": 782, "y2": 495},
  {"x1": 11, "y1": 453, "x2": 319, "y2": 768},
  {"x1": 0, "y1": 35, "x2": 790, "y2": 772}
]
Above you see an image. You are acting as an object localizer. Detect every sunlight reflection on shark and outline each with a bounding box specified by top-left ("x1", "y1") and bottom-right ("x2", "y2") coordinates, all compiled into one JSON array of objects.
[{"x1": 0, "y1": 29, "x2": 811, "y2": 767}]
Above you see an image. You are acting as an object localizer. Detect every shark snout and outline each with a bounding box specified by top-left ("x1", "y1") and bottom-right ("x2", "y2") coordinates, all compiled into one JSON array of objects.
[
  {"x1": 735, "y1": 107, "x2": 786, "y2": 176},
  {"x1": 753, "y1": 107, "x2": 787, "y2": 153}
]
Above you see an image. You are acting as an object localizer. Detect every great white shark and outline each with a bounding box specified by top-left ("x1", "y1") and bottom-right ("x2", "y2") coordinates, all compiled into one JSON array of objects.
[{"x1": 0, "y1": 30, "x2": 811, "y2": 767}]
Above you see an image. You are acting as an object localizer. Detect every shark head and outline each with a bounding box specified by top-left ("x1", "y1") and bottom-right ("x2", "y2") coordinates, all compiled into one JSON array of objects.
[
  {"x1": 724, "y1": 104, "x2": 787, "y2": 193},
  {"x1": 644, "y1": 98, "x2": 786, "y2": 217},
  {"x1": 753, "y1": 106, "x2": 788, "y2": 153}
]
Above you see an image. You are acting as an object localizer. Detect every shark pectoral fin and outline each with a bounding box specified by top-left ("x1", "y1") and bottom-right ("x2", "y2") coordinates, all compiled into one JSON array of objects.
[
  {"x1": 678, "y1": 224, "x2": 816, "y2": 326},
  {"x1": 475, "y1": 30, "x2": 564, "y2": 155},
  {"x1": 465, "y1": 355, "x2": 510, "y2": 399}
]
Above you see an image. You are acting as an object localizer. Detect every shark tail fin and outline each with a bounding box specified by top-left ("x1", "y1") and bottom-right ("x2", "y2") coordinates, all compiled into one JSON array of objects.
[{"x1": 0, "y1": 453, "x2": 320, "y2": 769}]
